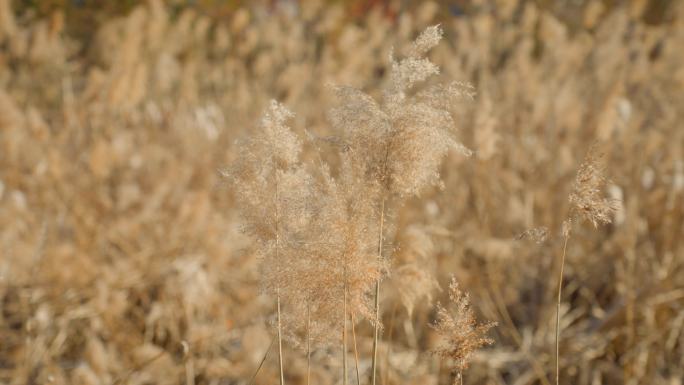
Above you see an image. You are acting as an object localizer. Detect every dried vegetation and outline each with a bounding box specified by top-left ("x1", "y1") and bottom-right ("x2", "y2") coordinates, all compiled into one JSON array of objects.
[{"x1": 1, "y1": 0, "x2": 683, "y2": 384}]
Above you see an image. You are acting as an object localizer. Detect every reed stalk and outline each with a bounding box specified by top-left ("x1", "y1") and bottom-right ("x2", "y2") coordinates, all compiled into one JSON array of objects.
[
  {"x1": 371, "y1": 196, "x2": 386, "y2": 385},
  {"x1": 343, "y1": 280, "x2": 348, "y2": 385},
  {"x1": 351, "y1": 312, "x2": 361, "y2": 385},
  {"x1": 275, "y1": 173, "x2": 285, "y2": 385},
  {"x1": 248, "y1": 334, "x2": 277, "y2": 385},
  {"x1": 555, "y1": 233, "x2": 570, "y2": 385},
  {"x1": 307, "y1": 302, "x2": 311, "y2": 385}
]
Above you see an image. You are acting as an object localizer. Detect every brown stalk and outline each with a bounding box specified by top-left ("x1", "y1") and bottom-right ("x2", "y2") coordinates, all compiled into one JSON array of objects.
[
  {"x1": 277, "y1": 291, "x2": 284, "y2": 385},
  {"x1": 625, "y1": 248, "x2": 636, "y2": 381},
  {"x1": 437, "y1": 358, "x2": 443, "y2": 385},
  {"x1": 248, "y1": 334, "x2": 278, "y2": 385},
  {"x1": 182, "y1": 341, "x2": 195, "y2": 385},
  {"x1": 555, "y1": 233, "x2": 570, "y2": 385},
  {"x1": 275, "y1": 172, "x2": 285, "y2": 385},
  {"x1": 343, "y1": 279, "x2": 348, "y2": 385},
  {"x1": 383, "y1": 303, "x2": 398, "y2": 385},
  {"x1": 307, "y1": 302, "x2": 311, "y2": 385},
  {"x1": 113, "y1": 348, "x2": 166, "y2": 384},
  {"x1": 371, "y1": 195, "x2": 386, "y2": 385},
  {"x1": 351, "y1": 311, "x2": 361, "y2": 385}
]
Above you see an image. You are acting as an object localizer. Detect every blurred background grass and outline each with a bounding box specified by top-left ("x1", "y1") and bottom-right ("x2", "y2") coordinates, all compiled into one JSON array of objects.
[
  {"x1": 13, "y1": 0, "x2": 678, "y2": 37},
  {"x1": 1, "y1": 0, "x2": 683, "y2": 384}
]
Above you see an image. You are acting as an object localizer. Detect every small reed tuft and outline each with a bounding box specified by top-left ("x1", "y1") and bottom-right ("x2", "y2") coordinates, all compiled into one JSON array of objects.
[
  {"x1": 431, "y1": 277, "x2": 496, "y2": 383},
  {"x1": 564, "y1": 146, "x2": 620, "y2": 235},
  {"x1": 555, "y1": 145, "x2": 618, "y2": 385}
]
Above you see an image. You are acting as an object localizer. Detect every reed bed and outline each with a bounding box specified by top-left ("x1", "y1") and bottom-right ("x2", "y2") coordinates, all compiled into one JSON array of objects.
[{"x1": 1, "y1": 1, "x2": 683, "y2": 384}]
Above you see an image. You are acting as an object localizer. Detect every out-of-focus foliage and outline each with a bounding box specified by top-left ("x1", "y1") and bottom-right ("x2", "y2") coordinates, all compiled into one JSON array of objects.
[{"x1": 1, "y1": 0, "x2": 683, "y2": 384}]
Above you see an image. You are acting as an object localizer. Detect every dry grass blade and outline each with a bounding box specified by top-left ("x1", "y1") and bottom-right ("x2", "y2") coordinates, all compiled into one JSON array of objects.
[{"x1": 249, "y1": 334, "x2": 278, "y2": 385}]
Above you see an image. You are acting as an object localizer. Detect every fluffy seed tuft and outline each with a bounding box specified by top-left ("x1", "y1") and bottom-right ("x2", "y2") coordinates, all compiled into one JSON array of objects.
[{"x1": 431, "y1": 277, "x2": 496, "y2": 374}]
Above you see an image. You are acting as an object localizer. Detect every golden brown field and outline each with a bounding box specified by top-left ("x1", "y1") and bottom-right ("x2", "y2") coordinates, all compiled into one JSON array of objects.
[{"x1": 1, "y1": 1, "x2": 683, "y2": 384}]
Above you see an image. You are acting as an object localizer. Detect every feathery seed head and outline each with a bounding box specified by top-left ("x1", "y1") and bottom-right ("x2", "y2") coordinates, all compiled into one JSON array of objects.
[
  {"x1": 567, "y1": 146, "x2": 619, "y2": 232},
  {"x1": 226, "y1": 100, "x2": 304, "y2": 244},
  {"x1": 259, "y1": 99, "x2": 301, "y2": 168},
  {"x1": 516, "y1": 226, "x2": 549, "y2": 244},
  {"x1": 408, "y1": 24, "x2": 443, "y2": 58},
  {"x1": 431, "y1": 277, "x2": 496, "y2": 373},
  {"x1": 330, "y1": 26, "x2": 471, "y2": 199}
]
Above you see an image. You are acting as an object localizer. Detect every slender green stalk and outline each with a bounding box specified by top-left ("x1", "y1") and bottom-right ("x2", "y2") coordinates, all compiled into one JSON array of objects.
[{"x1": 555, "y1": 233, "x2": 570, "y2": 385}]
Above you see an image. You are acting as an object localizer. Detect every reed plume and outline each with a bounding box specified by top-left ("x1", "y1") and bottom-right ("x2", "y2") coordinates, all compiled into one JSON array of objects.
[
  {"x1": 565, "y1": 147, "x2": 620, "y2": 233},
  {"x1": 257, "y1": 141, "x2": 386, "y2": 384},
  {"x1": 328, "y1": 24, "x2": 472, "y2": 384},
  {"x1": 301, "y1": 159, "x2": 385, "y2": 382},
  {"x1": 555, "y1": 146, "x2": 618, "y2": 385},
  {"x1": 431, "y1": 277, "x2": 496, "y2": 385},
  {"x1": 226, "y1": 100, "x2": 309, "y2": 385}
]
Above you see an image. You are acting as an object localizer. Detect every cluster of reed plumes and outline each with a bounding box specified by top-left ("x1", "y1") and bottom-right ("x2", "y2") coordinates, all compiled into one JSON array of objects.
[
  {"x1": 1, "y1": 0, "x2": 683, "y2": 384},
  {"x1": 227, "y1": 25, "x2": 495, "y2": 385}
]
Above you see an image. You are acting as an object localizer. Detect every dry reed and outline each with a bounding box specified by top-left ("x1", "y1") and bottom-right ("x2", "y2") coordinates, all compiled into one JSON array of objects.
[{"x1": 1, "y1": 1, "x2": 682, "y2": 384}]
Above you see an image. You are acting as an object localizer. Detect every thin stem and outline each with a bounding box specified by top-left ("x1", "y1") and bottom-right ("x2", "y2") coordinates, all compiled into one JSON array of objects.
[
  {"x1": 184, "y1": 358, "x2": 195, "y2": 385},
  {"x1": 307, "y1": 302, "x2": 311, "y2": 385},
  {"x1": 383, "y1": 303, "x2": 398, "y2": 385},
  {"x1": 248, "y1": 334, "x2": 277, "y2": 385},
  {"x1": 371, "y1": 196, "x2": 386, "y2": 385},
  {"x1": 625, "y1": 248, "x2": 636, "y2": 381},
  {"x1": 277, "y1": 292, "x2": 284, "y2": 385},
  {"x1": 343, "y1": 282, "x2": 348, "y2": 385},
  {"x1": 437, "y1": 357, "x2": 442, "y2": 385},
  {"x1": 351, "y1": 312, "x2": 361, "y2": 385},
  {"x1": 555, "y1": 233, "x2": 570, "y2": 385},
  {"x1": 275, "y1": 171, "x2": 285, "y2": 385}
]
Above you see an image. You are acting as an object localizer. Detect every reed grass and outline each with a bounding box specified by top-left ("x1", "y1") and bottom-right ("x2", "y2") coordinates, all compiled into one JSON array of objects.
[{"x1": 1, "y1": 1, "x2": 681, "y2": 384}]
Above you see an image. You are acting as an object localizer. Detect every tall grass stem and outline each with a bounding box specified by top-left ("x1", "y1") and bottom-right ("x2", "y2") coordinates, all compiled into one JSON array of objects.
[
  {"x1": 351, "y1": 312, "x2": 361, "y2": 385},
  {"x1": 555, "y1": 234, "x2": 570, "y2": 385},
  {"x1": 371, "y1": 196, "x2": 386, "y2": 385}
]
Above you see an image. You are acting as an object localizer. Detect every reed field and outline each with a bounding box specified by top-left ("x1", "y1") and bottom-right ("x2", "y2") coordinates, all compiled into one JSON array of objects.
[{"x1": 1, "y1": 0, "x2": 683, "y2": 384}]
